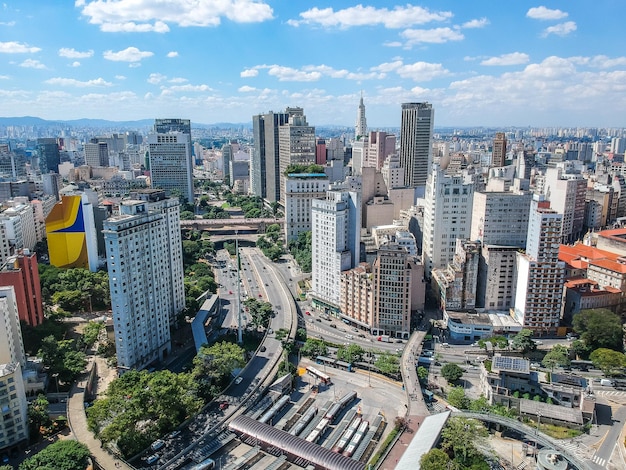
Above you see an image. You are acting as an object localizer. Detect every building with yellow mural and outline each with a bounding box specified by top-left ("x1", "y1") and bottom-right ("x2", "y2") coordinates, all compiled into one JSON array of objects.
[{"x1": 45, "y1": 194, "x2": 98, "y2": 271}]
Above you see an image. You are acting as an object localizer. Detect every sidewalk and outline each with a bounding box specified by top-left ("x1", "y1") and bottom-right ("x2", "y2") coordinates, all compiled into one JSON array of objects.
[
  {"x1": 67, "y1": 356, "x2": 133, "y2": 470},
  {"x1": 379, "y1": 415, "x2": 425, "y2": 470}
]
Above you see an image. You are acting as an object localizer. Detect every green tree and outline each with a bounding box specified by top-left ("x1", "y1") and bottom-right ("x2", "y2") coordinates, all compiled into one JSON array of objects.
[
  {"x1": 82, "y1": 321, "x2": 104, "y2": 348},
  {"x1": 542, "y1": 344, "x2": 570, "y2": 370},
  {"x1": 510, "y1": 329, "x2": 537, "y2": 355},
  {"x1": 288, "y1": 230, "x2": 312, "y2": 273},
  {"x1": 477, "y1": 335, "x2": 509, "y2": 351},
  {"x1": 420, "y1": 448, "x2": 456, "y2": 470},
  {"x1": 300, "y1": 339, "x2": 328, "y2": 358},
  {"x1": 191, "y1": 342, "x2": 246, "y2": 399},
  {"x1": 441, "y1": 417, "x2": 488, "y2": 465},
  {"x1": 375, "y1": 353, "x2": 400, "y2": 377},
  {"x1": 337, "y1": 344, "x2": 364, "y2": 363},
  {"x1": 38, "y1": 336, "x2": 86, "y2": 383},
  {"x1": 469, "y1": 396, "x2": 490, "y2": 413},
  {"x1": 417, "y1": 366, "x2": 429, "y2": 382},
  {"x1": 447, "y1": 386, "x2": 470, "y2": 409},
  {"x1": 28, "y1": 394, "x2": 52, "y2": 436},
  {"x1": 441, "y1": 363, "x2": 464, "y2": 383},
  {"x1": 180, "y1": 210, "x2": 196, "y2": 220},
  {"x1": 571, "y1": 339, "x2": 592, "y2": 360},
  {"x1": 19, "y1": 440, "x2": 90, "y2": 470},
  {"x1": 590, "y1": 348, "x2": 626, "y2": 375},
  {"x1": 573, "y1": 308, "x2": 624, "y2": 352},
  {"x1": 243, "y1": 298, "x2": 274, "y2": 330}
]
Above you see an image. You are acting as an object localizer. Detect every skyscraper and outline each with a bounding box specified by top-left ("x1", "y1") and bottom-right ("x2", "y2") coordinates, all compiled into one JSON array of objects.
[
  {"x1": 492, "y1": 132, "x2": 507, "y2": 167},
  {"x1": 84, "y1": 140, "x2": 109, "y2": 167},
  {"x1": 278, "y1": 107, "x2": 316, "y2": 204},
  {"x1": 147, "y1": 133, "x2": 194, "y2": 202},
  {"x1": 251, "y1": 111, "x2": 289, "y2": 201},
  {"x1": 36, "y1": 138, "x2": 60, "y2": 174},
  {"x1": 355, "y1": 93, "x2": 367, "y2": 141},
  {"x1": 103, "y1": 189, "x2": 185, "y2": 371},
  {"x1": 311, "y1": 189, "x2": 361, "y2": 312},
  {"x1": 154, "y1": 118, "x2": 191, "y2": 135},
  {"x1": 399, "y1": 102, "x2": 434, "y2": 191}
]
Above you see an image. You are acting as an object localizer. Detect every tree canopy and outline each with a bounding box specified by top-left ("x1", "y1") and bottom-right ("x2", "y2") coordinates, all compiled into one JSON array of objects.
[
  {"x1": 441, "y1": 417, "x2": 488, "y2": 466},
  {"x1": 337, "y1": 344, "x2": 364, "y2": 363},
  {"x1": 243, "y1": 298, "x2": 274, "y2": 330},
  {"x1": 542, "y1": 344, "x2": 570, "y2": 370},
  {"x1": 375, "y1": 352, "x2": 400, "y2": 377},
  {"x1": 446, "y1": 386, "x2": 470, "y2": 410},
  {"x1": 573, "y1": 309, "x2": 624, "y2": 352},
  {"x1": 441, "y1": 363, "x2": 464, "y2": 383},
  {"x1": 589, "y1": 348, "x2": 626, "y2": 375},
  {"x1": 38, "y1": 336, "x2": 86, "y2": 383},
  {"x1": 420, "y1": 448, "x2": 456, "y2": 470},
  {"x1": 510, "y1": 329, "x2": 537, "y2": 355},
  {"x1": 19, "y1": 440, "x2": 90, "y2": 470},
  {"x1": 191, "y1": 341, "x2": 246, "y2": 400},
  {"x1": 300, "y1": 338, "x2": 328, "y2": 358},
  {"x1": 288, "y1": 231, "x2": 312, "y2": 273},
  {"x1": 39, "y1": 265, "x2": 110, "y2": 311}
]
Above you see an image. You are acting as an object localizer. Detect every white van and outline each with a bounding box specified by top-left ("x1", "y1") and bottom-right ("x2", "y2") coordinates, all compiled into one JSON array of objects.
[{"x1": 600, "y1": 379, "x2": 614, "y2": 387}]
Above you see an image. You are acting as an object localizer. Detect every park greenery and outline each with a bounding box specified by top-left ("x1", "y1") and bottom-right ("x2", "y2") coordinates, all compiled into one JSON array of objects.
[
  {"x1": 257, "y1": 223, "x2": 285, "y2": 261},
  {"x1": 337, "y1": 344, "x2": 365, "y2": 363},
  {"x1": 441, "y1": 363, "x2": 464, "y2": 384},
  {"x1": 243, "y1": 298, "x2": 274, "y2": 330},
  {"x1": 542, "y1": 344, "x2": 570, "y2": 370},
  {"x1": 224, "y1": 193, "x2": 274, "y2": 218},
  {"x1": 284, "y1": 163, "x2": 325, "y2": 175},
  {"x1": 510, "y1": 329, "x2": 537, "y2": 355},
  {"x1": 444, "y1": 387, "x2": 518, "y2": 418},
  {"x1": 202, "y1": 205, "x2": 231, "y2": 219},
  {"x1": 573, "y1": 308, "x2": 624, "y2": 353},
  {"x1": 288, "y1": 230, "x2": 312, "y2": 273},
  {"x1": 300, "y1": 338, "x2": 328, "y2": 358},
  {"x1": 477, "y1": 335, "x2": 508, "y2": 351},
  {"x1": 590, "y1": 348, "x2": 626, "y2": 375},
  {"x1": 375, "y1": 352, "x2": 400, "y2": 377},
  {"x1": 38, "y1": 336, "x2": 87, "y2": 384},
  {"x1": 39, "y1": 265, "x2": 110, "y2": 312},
  {"x1": 191, "y1": 341, "x2": 247, "y2": 401},
  {"x1": 87, "y1": 370, "x2": 203, "y2": 458},
  {"x1": 19, "y1": 440, "x2": 90, "y2": 470}
]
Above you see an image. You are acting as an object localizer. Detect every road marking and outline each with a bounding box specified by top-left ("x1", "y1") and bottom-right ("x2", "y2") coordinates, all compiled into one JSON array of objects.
[{"x1": 592, "y1": 455, "x2": 606, "y2": 466}]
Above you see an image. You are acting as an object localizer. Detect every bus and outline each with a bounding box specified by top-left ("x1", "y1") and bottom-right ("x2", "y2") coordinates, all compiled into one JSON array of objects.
[
  {"x1": 422, "y1": 388, "x2": 434, "y2": 403},
  {"x1": 306, "y1": 366, "x2": 331, "y2": 385}
]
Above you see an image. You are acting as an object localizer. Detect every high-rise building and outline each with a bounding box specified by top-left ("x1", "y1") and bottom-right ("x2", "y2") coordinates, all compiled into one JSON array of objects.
[
  {"x1": 84, "y1": 140, "x2": 109, "y2": 167},
  {"x1": 154, "y1": 118, "x2": 191, "y2": 135},
  {"x1": 340, "y1": 263, "x2": 374, "y2": 331},
  {"x1": 0, "y1": 286, "x2": 28, "y2": 452},
  {"x1": 541, "y1": 166, "x2": 586, "y2": 243},
  {"x1": 432, "y1": 239, "x2": 480, "y2": 311},
  {"x1": 311, "y1": 190, "x2": 361, "y2": 312},
  {"x1": 365, "y1": 131, "x2": 396, "y2": 171},
  {"x1": 36, "y1": 138, "x2": 60, "y2": 175},
  {"x1": 103, "y1": 189, "x2": 185, "y2": 371},
  {"x1": 284, "y1": 172, "x2": 329, "y2": 242},
  {"x1": 399, "y1": 102, "x2": 434, "y2": 191},
  {"x1": 45, "y1": 194, "x2": 98, "y2": 271},
  {"x1": 278, "y1": 108, "x2": 316, "y2": 204},
  {"x1": 492, "y1": 132, "x2": 507, "y2": 167},
  {"x1": 147, "y1": 133, "x2": 194, "y2": 203},
  {"x1": 422, "y1": 165, "x2": 474, "y2": 279},
  {"x1": 0, "y1": 252, "x2": 43, "y2": 326},
  {"x1": 513, "y1": 196, "x2": 565, "y2": 335},
  {"x1": 355, "y1": 94, "x2": 367, "y2": 141}
]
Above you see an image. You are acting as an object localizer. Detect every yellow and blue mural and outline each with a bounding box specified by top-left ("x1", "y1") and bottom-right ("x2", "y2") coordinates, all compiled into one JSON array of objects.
[{"x1": 45, "y1": 195, "x2": 90, "y2": 269}]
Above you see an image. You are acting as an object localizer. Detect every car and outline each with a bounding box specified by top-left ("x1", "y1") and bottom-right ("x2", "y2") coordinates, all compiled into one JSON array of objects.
[
  {"x1": 229, "y1": 290, "x2": 232, "y2": 294},
  {"x1": 146, "y1": 454, "x2": 159, "y2": 465},
  {"x1": 150, "y1": 439, "x2": 165, "y2": 451},
  {"x1": 395, "y1": 339, "x2": 403, "y2": 343},
  {"x1": 358, "y1": 333, "x2": 365, "y2": 338},
  {"x1": 168, "y1": 430, "x2": 181, "y2": 439},
  {"x1": 258, "y1": 294, "x2": 263, "y2": 298},
  {"x1": 235, "y1": 376, "x2": 243, "y2": 385},
  {"x1": 219, "y1": 402, "x2": 229, "y2": 410},
  {"x1": 315, "y1": 318, "x2": 321, "y2": 322},
  {"x1": 305, "y1": 311, "x2": 311, "y2": 315},
  {"x1": 329, "y1": 324, "x2": 337, "y2": 328},
  {"x1": 260, "y1": 345, "x2": 267, "y2": 352},
  {"x1": 345, "y1": 334, "x2": 354, "y2": 340}
]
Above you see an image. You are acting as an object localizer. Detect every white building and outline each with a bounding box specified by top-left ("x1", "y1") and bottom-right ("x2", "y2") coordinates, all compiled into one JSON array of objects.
[
  {"x1": 0, "y1": 286, "x2": 28, "y2": 452},
  {"x1": 311, "y1": 189, "x2": 361, "y2": 313},
  {"x1": 103, "y1": 190, "x2": 185, "y2": 371},
  {"x1": 423, "y1": 165, "x2": 475, "y2": 279},
  {"x1": 540, "y1": 166, "x2": 586, "y2": 243},
  {"x1": 513, "y1": 196, "x2": 565, "y2": 335},
  {"x1": 381, "y1": 153, "x2": 405, "y2": 190},
  {"x1": 147, "y1": 133, "x2": 194, "y2": 203},
  {"x1": 284, "y1": 173, "x2": 329, "y2": 242}
]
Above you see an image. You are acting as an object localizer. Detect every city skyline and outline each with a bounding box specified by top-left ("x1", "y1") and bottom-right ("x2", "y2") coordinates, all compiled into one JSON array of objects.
[{"x1": 0, "y1": 1, "x2": 625, "y2": 128}]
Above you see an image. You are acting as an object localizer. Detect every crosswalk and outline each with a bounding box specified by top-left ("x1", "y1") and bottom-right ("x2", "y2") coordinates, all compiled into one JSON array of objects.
[
  {"x1": 557, "y1": 440, "x2": 607, "y2": 467},
  {"x1": 591, "y1": 454, "x2": 607, "y2": 466},
  {"x1": 594, "y1": 389, "x2": 626, "y2": 398}
]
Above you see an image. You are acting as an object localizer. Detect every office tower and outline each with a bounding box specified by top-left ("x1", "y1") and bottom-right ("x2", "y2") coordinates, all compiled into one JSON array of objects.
[
  {"x1": 278, "y1": 108, "x2": 316, "y2": 204},
  {"x1": 147, "y1": 133, "x2": 194, "y2": 203},
  {"x1": 340, "y1": 263, "x2": 374, "y2": 330},
  {"x1": 154, "y1": 118, "x2": 191, "y2": 135},
  {"x1": 381, "y1": 153, "x2": 405, "y2": 190},
  {"x1": 399, "y1": 102, "x2": 434, "y2": 191},
  {"x1": 37, "y1": 138, "x2": 61, "y2": 175},
  {"x1": 1, "y1": 204, "x2": 37, "y2": 252},
  {"x1": 316, "y1": 138, "x2": 327, "y2": 165},
  {"x1": 42, "y1": 173, "x2": 62, "y2": 201},
  {"x1": 0, "y1": 286, "x2": 28, "y2": 451},
  {"x1": 433, "y1": 239, "x2": 480, "y2": 311},
  {"x1": 513, "y1": 196, "x2": 565, "y2": 335},
  {"x1": 355, "y1": 94, "x2": 367, "y2": 141},
  {"x1": 222, "y1": 141, "x2": 234, "y2": 185},
  {"x1": 45, "y1": 194, "x2": 98, "y2": 271},
  {"x1": 311, "y1": 190, "x2": 361, "y2": 312},
  {"x1": 541, "y1": 166, "x2": 586, "y2": 243},
  {"x1": 422, "y1": 165, "x2": 474, "y2": 279},
  {"x1": 0, "y1": 251, "x2": 43, "y2": 326},
  {"x1": 284, "y1": 172, "x2": 329, "y2": 242},
  {"x1": 84, "y1": 140, "x2": 109, "y2": 167},
  {"x1": 103, "y1": 190, "x2": 185, "y2": 371},
  {"x1": 365, "y1": 131, "x2": 396, "y2": 171},
  {"x1": 372, "y1": 243, "x2": 413, "y2": 339},
  {"x1": 611, "y1": 137, "x2": 626, "y2": 155},
  {"x1": 252, "y1": 112, "x2": 289, "y2": 201},
  {"x1": 492, "y1": 132, "x2": 507, "y2": 167}
]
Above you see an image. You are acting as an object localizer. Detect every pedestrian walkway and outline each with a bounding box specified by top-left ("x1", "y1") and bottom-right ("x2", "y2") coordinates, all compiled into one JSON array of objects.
[
  {"x1": 378, "y1": 416, "x2": 424, "y2": 470},
  {"x1": 67, "y1": 356, "x2": 133, "y2": 470}
]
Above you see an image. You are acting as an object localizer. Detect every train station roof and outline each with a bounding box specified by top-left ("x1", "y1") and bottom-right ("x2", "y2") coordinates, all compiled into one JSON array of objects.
[{"x1": 396, "y1": 411, "x2": 451, "y2": 470}]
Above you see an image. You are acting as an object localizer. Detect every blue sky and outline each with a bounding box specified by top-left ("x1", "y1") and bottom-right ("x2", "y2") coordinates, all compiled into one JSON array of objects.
[{"x1": 1, "y1": 1, "x2": 625, "y2": 128}]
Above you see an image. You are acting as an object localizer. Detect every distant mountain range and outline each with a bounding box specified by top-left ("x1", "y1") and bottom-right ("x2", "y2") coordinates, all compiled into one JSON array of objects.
[{"x1": 0, "y1": 116, "x2": 253, "y2": 129}]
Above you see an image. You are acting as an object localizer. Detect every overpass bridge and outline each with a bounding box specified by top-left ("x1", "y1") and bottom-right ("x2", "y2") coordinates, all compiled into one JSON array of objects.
[{"x1": 180, "y1": 218, "x2": 283, "y2": 234}]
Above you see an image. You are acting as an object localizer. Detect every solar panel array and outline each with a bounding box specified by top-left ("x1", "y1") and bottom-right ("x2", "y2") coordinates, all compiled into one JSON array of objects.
[{"x1": 492, "y1": 355, "x2": 530, "y2": 374}]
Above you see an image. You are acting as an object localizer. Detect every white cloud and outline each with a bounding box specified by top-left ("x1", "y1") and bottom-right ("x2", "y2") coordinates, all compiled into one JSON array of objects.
[
  {"x1": 168, "y1": 77, "x2": 187, "y2": 83},
  {"x1": 115, "y1": 75, "x2": 126, "y2": 80},
  {"x1": 526, "y1": 6, "x2": 568, "y2": 21},
  {"x1": 167, "y1": 84, "x2": 212, "y2": 92},
  {"x1": 288, "y1": 5, "x2": 452, "y2": 29},
  {"x1": 19, "y1": 59, "x2": 46, "y2": 69},
  {"x1": 0, "y1": 41, "x2": 41, "y2": 53},
  {"x1": 0, "y1": 21, "x2": 16, "y2": 26},
  {"x1": 0, "y1": 75, "x2": 9, "y2": 80},
  {"x1": 166, "y1": 51, "x2": 178, "y2": 58},
  {"x1": 383, "y1": 41, "x2": 403, "y2": 48},
  {"x1": 481, "y1": 52, "x2": 530, "y2": 66},
  {"x1": 238, "y1": 85, "x2": 256, "y2": 92},
  {"x1": 103, "y1": 47, "x2": 153, "y2": 62},
  {"x1": 400, "y1": 27, "x2": 464, "y2": 47},
  {"x1": 587, "y1": 55, "x2": 626, "y2": 68},
  {"x1": 372, "y1": 60, "x2": 448, "y2": 81},
  {"x1": 71, "y1": 61, "x2": 81, "y2": 67},
  {"x1": 101, "y1": 21, "x2": 170, "y2": 33},
  {"x1": 268, "y1": 65, "x2": 321, "y2": 82},
  {"x1": 45, "y1": 77, "x2": 113, "y2": 87},
  {"x1": 147, "y1": 73, "x2": 167, "y2": 84},
  {"x1": 542, "y1": 21, "x2": 577, "y2": 37},
  {"x1": 462, "y1": 18, "x2": 489, "y2": 29},
  {"x1": 78, "y1": 0, "x2": 273, "y2": 31},
  {"x1": 58, "y1": 47, "x2": 94, "y2": 59},
  {"x1": 241, "y1": 68, "x2": 259, "y2": 78}
]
